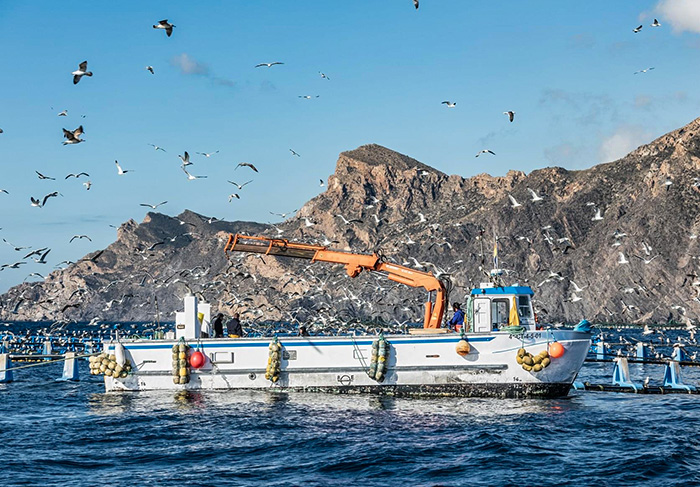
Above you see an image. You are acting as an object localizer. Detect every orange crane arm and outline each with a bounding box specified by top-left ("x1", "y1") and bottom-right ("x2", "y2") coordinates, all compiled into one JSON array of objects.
[{"x1": 224, "y1": 234, "x2": 447, "y2": 328}]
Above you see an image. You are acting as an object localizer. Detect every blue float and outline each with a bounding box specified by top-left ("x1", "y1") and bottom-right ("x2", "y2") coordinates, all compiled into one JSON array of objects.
[
  {"x1": 663, "y1": 361, "x2": 696, "y2": 392},
  {"x1": 612, "y1": 357, "x2": 641, "y2": 391}
]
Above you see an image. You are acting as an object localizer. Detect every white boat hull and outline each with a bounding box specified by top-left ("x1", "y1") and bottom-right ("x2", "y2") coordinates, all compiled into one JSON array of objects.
[{"x1": 103, "y1": 329, "x2": 591, "y2": 398}]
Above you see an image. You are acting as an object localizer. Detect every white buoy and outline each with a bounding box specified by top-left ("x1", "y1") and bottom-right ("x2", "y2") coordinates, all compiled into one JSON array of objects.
[{"x1": 115, "y1": 343, "x2": 126, "y2": 367}]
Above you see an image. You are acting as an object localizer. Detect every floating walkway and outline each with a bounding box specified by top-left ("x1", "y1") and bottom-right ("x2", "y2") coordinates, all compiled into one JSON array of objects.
[{"x1": 573, "y1": 357, "x2": 698, "y2": 394}]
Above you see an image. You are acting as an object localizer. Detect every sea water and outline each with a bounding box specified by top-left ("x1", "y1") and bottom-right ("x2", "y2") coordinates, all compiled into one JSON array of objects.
[{"x1": 1, "y1": 326, "x2": 700, "y2": 486}]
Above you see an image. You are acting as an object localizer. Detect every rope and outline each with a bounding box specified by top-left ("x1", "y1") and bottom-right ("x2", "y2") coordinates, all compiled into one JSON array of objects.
[{"x1": 0, "y1": 352, "x2": 99, "y2": 373}]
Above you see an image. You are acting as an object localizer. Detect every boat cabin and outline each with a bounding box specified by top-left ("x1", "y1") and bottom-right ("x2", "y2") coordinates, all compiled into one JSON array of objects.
[{"x1": 467, "y1": 284, "x2": 535, "y2": 332}]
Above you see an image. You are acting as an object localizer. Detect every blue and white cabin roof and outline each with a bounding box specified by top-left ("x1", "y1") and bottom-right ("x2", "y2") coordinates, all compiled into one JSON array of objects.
[{"x1": 470, "y1": 286, "x2": 534, "y2": 296}]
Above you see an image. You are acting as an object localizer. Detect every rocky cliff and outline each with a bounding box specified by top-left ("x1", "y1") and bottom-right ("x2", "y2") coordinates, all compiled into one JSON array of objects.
[{"x1": 3, "y1": 118, "x2": 700, "y2": 326}]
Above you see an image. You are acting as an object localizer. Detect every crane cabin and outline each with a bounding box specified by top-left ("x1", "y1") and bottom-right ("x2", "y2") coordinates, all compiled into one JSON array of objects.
[{"x1": 467, "y1": 284, "x2": 536, "y2": 333}]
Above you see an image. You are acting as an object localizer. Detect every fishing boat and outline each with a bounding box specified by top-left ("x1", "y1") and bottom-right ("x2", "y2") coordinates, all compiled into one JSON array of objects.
[{"x1": 99, "y1": 234, "x2": 592, "y2": 398}]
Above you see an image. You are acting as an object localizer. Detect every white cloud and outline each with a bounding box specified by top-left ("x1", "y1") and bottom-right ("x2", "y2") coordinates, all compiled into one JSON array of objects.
[
  {"x1": 599, "y1": 126, "x2": 652, "y2": 162},
  {"x1": 656, "y1": 0, "x2": 700, "y2": 34},
  {"x1": 170, "y1": 53, "x2": 210, "y2": 76}
]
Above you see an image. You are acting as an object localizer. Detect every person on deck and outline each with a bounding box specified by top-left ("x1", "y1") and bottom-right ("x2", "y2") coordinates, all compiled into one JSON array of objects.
[
  {"x1": 213, "y1": 313, "x2": 225, "y2": 338},
  {"x1": 227, "y1": 313, "x2": 243, "y2": 337},
  {"x1": 448, "y1": 303, "x2": 465, "y2": 329}
]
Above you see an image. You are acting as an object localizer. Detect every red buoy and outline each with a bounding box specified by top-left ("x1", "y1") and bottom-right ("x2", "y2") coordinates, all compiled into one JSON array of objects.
[
  {"x1": 549, "y1": 342, "x2": 565, "y2": 359},
  {"x1": 189, "y1": 350, "x2": 205, "y2": 368}
]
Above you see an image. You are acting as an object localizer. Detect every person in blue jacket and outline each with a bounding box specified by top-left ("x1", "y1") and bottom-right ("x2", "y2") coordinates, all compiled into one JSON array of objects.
[{"x1": 448, "y1": 302, "x2": 465, "y2": 329}]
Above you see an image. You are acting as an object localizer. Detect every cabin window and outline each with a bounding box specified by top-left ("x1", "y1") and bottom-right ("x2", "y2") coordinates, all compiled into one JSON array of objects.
[
  {"x1": 518, "y1": 296, "x2": 532, "y2": 319},
  {"x1": 491, "y1": 299, "x2": 509, "y2": 329}
]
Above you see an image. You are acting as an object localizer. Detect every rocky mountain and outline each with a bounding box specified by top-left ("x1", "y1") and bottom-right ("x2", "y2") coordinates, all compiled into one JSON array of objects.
[{"x1": 3, "y1": 117, "x2": 700, "y2": 326}]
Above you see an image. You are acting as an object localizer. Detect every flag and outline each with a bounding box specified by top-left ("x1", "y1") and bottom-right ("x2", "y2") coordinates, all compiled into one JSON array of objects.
[{"x1": 492, "y1": 240, "x2": 498, "y2": 268}]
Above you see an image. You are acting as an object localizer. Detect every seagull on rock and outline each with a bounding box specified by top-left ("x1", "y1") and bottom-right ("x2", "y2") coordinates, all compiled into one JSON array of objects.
[
  {"x1": 153, "y1": 20, "x2": 175, "y2": 37},
  {"x1": 72, "y1": 61, "x2": 92, "y2": 84}
]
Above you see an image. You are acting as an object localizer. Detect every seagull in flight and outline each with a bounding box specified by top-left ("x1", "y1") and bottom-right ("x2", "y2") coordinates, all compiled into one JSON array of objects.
[
  {"x1": 140, "y1": 201, "x2": 168, "y2": 209},
  {"x1": 319, "y1": 72, "x2": 330, "y2": 80},
  {"x1": 36, "y1": 171, "x2": 55, "y2": 180},
  {"x1": 196, "y1": 151, "x2": 219, "y2": 158},
  {"x1": 72, "y1": 61, "x2": 92, "y2": 84},
  {"x1": 153, "y1": 19, "x2": 175, "y2": 37},
  {"x1": 57, "y1": 109, "x2": 68, "y2": 117},
  {"x1": 182, "y1": 168, "x2": 207, "y2": 180},
  {"x1": 236, "y1": 162, "x2": 258, "y2": 172},
  {"x1": 65, "y1": 172, "x2": 89, "y2": 179},
  {"x1": 228, "y1": 180, "x2": 252, "y2": 190},
  {"x1": 83, "y1": 181, "x2": 92, "y2": 190},
  {"x1": 228, "y1": 193, "x2": 240, "y2": 202},
  {"x1": 475, "y1": 149, "x2": 495, "y2": 157},
  {"x1": 634, "y1": 67, "x2": 655, "y2": 75},
  {"x1": 149, "y1": 144, "x2": 166, "y2": 152},
  {"x1": 508, "y1": 194, "x2": 522, "y2": 208},
  {"x1": 633, "y1": 25, "x2": 643, "y2": 33},
  {"x1": 270, "y1": 210, "x2": 298, "y2": 219},
  {"x1": 592, "y1": 208, "x2": 604, "y2": 221},
  {"x1": 289, "y1": 149, "x2": 301, "y2": 157},
  {"x1": 319, "y1": 179, "x2": 325, "y2": 187},
  {"x1": 115, "y1": 160, "x2": 131, "y2": 175},
  {"x1": 178, "y1": 151, "x2": 191, "y2": 167},
  {"x1": 146, "y1": 66, "x2": 154, "y2": 74},
  {"x1": 651, "y1": 19, "x2": 661, "y2": 27},
  {"x1": 503, "y1": 111, "x2": 515, "y2": 122},
  {"x1": 62, "y1": 126, "x2": 85, "y2": 145},
  {"x1": 30, "y1": 192, "x2": 60, "y2": 208},
  {"x1": 618, "y1": 252, "x2": 629, "y2": 265},
  {"x1": 414, "y1": 0, "x2": 419, "y2": 9},
  {"x1": 441, "y1": 101, "x2": 456, "y2": 108},
  {"x1": 255, "y1": 62, "x2": 283, "y2": 68},
  {"x1": 70, "y1": 235, "x2": 92, "y2": 243},
  {"x1": 298, "y1": 95, "x2": 320, "y2": 99},
  {"x1": 527, "y1": 188, "x2": 544, "y2": 202},
  {"x1": 335, "y1": 214, "x2": 363, "y2": 225}
]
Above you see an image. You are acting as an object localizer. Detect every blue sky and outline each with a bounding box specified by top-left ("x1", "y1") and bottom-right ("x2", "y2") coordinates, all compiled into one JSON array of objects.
[{"x1": 1, "y1": 0, "x2": 700, "y2": 292}]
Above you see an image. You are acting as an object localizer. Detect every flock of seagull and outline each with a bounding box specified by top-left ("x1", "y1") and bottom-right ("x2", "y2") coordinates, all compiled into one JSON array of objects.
[{"x1": 0, "y1": 8, "x2": 695, "y2": 340}]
